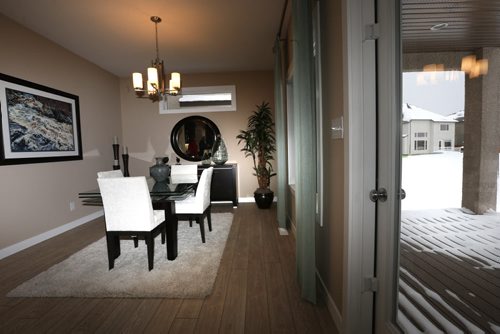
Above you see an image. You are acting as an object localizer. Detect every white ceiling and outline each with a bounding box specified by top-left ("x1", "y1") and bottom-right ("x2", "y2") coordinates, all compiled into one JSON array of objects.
[{"x1": 0, "y1": 0, "x2": 284, "y2": 78}]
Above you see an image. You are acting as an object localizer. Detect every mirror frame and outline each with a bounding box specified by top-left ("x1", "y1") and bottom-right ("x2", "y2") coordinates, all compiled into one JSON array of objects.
[{"x1": 170, "y1": 116, "x2": 221, "y2": 162}]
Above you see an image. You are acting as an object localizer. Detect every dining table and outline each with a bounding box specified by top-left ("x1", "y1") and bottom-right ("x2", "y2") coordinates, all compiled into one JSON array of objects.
[{"x1": 78, "y1": 178, "x2": 196, "y2": 260}]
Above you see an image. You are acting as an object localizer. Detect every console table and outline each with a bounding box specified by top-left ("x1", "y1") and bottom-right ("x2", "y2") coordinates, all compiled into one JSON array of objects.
[{"x1": 198, "y1": 163, "x2": 238, "y2": 206}]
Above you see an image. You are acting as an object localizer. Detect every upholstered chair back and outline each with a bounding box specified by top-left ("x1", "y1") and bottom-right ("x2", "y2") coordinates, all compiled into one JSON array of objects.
[
  {"x1": 97, "y1": 176, "x2": 159, "y2": 232},
  {"x1": 195, "y1": 167, "x2": 214, "y2": 212},
  {"x1": 170, "y1": 164, "x2": 198, "y2": 184},
  {"x1": 174, "y1": 167, "x2": 213, "y2": 215},
  {"x1": 97, "y1": 170, "x2": 124, "y2": 178}
]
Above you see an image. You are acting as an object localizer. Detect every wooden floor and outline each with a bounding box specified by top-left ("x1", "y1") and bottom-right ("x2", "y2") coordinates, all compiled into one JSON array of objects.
[{"x1": 0, "y1": 204, "x2": 336, "y2": 333}]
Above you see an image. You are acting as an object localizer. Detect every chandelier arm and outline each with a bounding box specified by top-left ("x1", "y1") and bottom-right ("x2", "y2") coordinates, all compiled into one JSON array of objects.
[{"x1": 154, "y1": 19, "x2": 160, "y2": 61}]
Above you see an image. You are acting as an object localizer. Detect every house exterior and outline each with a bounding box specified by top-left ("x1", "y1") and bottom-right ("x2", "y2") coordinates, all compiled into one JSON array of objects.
[
  {"x1": 448, "y1": 110, "x2": 465, "y2": 147},
  {"x1": 402, "y1": 103, "x2": 456, "y2": 155}
]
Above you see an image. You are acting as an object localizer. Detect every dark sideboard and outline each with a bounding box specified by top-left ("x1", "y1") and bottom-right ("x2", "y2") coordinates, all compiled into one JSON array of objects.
[{"x1": 198, "y1": 163, "x2": 238, "y2": 207}]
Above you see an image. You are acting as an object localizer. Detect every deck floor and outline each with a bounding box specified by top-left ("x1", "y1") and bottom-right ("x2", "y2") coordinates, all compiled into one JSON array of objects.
[{"x1": 398, "y1": 208, "x2": 500, "y2": 333}]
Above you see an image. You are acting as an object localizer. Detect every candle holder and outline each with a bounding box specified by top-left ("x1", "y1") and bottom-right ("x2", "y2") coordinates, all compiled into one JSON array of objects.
[
  {"x1": 112, "y1": 144, "x2": 120, "y2": 170},
  {"x1": 122, "y1": 154, "x2": 130, "y2": 177}
]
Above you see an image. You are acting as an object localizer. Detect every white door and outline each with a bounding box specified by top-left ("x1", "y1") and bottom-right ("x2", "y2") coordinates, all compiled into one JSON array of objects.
[{"x1": 373, "y1": 0, "x2": 403, "y2": 332}]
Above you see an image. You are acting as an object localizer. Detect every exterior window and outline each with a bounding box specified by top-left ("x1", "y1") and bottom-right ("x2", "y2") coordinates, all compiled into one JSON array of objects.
[
  {"x1": 440, "y1": 124, "x2": 449, "y2": 131},
  {"x1": 414, "y1": 132, "x2": 427, "y2": 138},
  {"x1": 444, "y1": 140, "x2": 452, "y2": 149},
  {"x1": 414, "y1": 140, "x2": 427, "y2": 151}
]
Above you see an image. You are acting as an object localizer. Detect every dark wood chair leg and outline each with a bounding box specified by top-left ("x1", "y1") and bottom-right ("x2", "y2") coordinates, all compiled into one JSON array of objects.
[
  {"x1": 207, "y1": 206, "x2": 212, "y2": 232},
  {"x1": 145, "y1": 234, "x2": 154, "y2": 271},
  {"x1": 198, "y1": 216, "x2": 206, "y2": 243},
  {"x1": 189, "y1": 219, "x2": 193, "y2": 227},
  {"x1": 106, "y1": 233, "x2": 118, "y2": 270},
  {"x1": 160, "y1": 223, "x2": 166, "y2": 244},
  {"x1": 113, "y1": 234, "x2": 121, "y2": 259},
  {"x1": 133, "y1": 236, "x2": 139, "y2": 248}
]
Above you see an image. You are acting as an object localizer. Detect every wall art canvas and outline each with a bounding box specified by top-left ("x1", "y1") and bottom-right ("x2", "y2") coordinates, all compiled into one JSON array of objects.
[{"x1": 0, "y1": 73, "x2": 82, "y2": 165}]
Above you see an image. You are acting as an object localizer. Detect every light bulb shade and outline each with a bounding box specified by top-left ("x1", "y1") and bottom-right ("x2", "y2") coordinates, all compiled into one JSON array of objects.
[
  {"x1": 147, "y1": 67, "x2": 159, "y2": 88},
  {"x1": 170, "y1": 72, "x2": 181, "y2": 89},
  {"x1": 147, "y1": 80, "x2": 155, "y2": 94},
  {"x1": 169, "y1": 79, "x2": 180, "y2": 94},
  {"x1": 132, "y1": 72, "x2": 143, "y2": 90}
]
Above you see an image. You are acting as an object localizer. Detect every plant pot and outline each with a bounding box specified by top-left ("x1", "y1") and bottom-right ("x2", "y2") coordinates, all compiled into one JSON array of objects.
[{"x1": 254, "y1": 188, "x2": 274, "y2": 209}]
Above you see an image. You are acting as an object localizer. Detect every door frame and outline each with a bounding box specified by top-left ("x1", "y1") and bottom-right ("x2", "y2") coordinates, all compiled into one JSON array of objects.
[{"x1": 374, "y1": 0, "x2": 402, "y2": 332}]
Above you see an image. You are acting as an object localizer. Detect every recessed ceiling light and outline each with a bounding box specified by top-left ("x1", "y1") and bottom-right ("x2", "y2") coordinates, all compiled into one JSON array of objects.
[{"x1": 430, "y1": 23, "x2": 448, "y2": 31}]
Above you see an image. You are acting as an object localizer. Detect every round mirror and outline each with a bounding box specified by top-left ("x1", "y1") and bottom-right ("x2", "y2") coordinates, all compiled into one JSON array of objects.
[{"x1": 170, "y1": 116, "x2": 221, "y2": 162}]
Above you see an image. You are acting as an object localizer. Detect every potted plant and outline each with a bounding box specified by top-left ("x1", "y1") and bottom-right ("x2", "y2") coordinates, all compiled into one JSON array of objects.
[{"x1": 236, "y1": 101, "x2": 276, "y2": 209}]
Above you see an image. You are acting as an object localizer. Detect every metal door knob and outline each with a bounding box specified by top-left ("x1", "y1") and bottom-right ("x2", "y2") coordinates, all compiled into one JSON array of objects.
[{"x1": 369, "y1": 188, "x2": 387, "y2": 202}]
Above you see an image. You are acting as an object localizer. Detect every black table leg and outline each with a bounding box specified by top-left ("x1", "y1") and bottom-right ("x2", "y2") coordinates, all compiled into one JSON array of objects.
[{"x1": 161, "y1": 201, "x2": 178, "y2": 260}]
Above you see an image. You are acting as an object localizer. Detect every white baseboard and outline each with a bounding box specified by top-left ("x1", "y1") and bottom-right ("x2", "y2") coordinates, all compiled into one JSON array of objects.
[
  {"x1": 238, "y1": 196, "x2": 278, "y2": 203},
  {"x1": 317, "y1": 269, "x2": 342, "y2": 333},
  {"x1": 0, "y1": 210, "x2": 104, "y2": 260},
  {"x1": 278, "y1": 227, "x2": 289, "y2": 235}
]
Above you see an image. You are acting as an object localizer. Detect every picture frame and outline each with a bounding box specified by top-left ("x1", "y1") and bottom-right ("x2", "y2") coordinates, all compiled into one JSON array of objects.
[{"x1": 0, "y1": 73, "x2": 82, "y2": 165}]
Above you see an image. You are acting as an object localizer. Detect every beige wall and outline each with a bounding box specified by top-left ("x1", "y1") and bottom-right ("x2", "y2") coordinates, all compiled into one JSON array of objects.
[
  {"x1": 0, "y1": 15, "x2": 121, "y2": 250},
  {"x1": 119, "y1": 71, "x2": 276, "y2": 199},
  {"x1": 0, "y1": 14, "x2": 275, "y2": 253},
  {"x1": 315, "y1": 0, "x2": 345, "y2": 315}
]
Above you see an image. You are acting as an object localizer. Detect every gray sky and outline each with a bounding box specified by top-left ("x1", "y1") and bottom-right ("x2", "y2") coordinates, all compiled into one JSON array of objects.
[{"x1": 402, "y1": 71, "x2": 464, "y2": 116}]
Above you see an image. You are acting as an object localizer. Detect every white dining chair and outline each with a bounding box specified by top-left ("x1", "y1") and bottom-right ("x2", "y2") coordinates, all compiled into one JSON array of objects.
[
  {"x1": 175, "y1": 167, "x2": 214, "y2": 243},
  {"x1": 97, "y1": 176, "x2": 166, "y2": 271},
  {"x1": 170, "y1": 164, "x2": 198, "y2": 184},
  {"x1": 97, "y1": 170, "x2": 124, "y2": 178}
]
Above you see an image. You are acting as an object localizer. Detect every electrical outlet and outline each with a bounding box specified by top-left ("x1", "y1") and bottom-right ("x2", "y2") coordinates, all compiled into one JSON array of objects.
[{"x1": 69, "y1": 201, "x2": 76, "y2": 211}]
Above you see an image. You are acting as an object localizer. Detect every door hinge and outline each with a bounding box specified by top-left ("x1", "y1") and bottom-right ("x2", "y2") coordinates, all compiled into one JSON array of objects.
[
  {"x1": 364, "y1": 277, "x2": 378, "y2": 292},
  {"x1": 364, "y1": 23, "x2": 380, "y2": 41}
]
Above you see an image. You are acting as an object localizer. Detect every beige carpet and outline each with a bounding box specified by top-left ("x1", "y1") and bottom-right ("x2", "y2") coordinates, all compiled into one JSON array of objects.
[{"x1": 7, "y1": 212, "x2": 233, "y2": 298}]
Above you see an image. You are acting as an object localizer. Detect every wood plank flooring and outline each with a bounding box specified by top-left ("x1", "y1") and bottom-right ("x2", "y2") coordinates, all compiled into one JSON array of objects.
[{"x1": 0, "y1": 204, "x2": 336, "y2": 333}]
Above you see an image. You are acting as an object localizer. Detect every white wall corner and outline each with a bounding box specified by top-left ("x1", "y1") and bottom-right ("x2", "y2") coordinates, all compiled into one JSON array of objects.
[{"x1": 0, "y1": 210, "x2": 104, "y2": 260}]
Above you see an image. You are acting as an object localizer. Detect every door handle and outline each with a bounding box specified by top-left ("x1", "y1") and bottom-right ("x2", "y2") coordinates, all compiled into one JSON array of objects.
[
  {"x1": 400, "y1": 189, "x2": 406, "y2": 200},
  {"x1": 369, "y1": 188, "x2": 387, "y2": 202}
]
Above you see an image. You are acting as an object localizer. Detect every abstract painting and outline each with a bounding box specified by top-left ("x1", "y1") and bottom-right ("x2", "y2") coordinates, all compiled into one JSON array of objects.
[{"x1": 0, "y1": 73, "x2": 82, "y2": 165}]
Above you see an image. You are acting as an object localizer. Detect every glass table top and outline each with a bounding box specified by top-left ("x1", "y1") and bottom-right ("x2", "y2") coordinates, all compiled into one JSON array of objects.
[{"x1": 79, "y1": 177, "x2": 195, "y2": 204}]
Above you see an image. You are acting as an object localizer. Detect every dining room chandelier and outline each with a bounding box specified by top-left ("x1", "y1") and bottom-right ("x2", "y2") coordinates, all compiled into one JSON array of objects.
[{"x1": 132, "y1": 16, "x2": 181, "y2": 102}]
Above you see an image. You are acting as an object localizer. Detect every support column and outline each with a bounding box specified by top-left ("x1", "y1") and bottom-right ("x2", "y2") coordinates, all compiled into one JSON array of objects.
[{"x1": 462, "y1": 47, "x2": 500, "y2": 214}]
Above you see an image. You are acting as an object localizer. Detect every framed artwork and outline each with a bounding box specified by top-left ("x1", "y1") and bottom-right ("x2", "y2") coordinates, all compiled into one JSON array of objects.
[{"x1": 0, "y1": 73, "x2": 82, "y2": 165}]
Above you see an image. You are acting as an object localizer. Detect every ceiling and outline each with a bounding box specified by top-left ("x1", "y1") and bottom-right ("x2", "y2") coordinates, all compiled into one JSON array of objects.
[
  {"x1": 0, "y1": 0, "x2": 285, "y2": 78},
  {"x1": 1, "y1": 1, "x2": 498, "y2": 78},
  {"x1": 402, "y1": 0, "x2": 500, "y2": 53}
]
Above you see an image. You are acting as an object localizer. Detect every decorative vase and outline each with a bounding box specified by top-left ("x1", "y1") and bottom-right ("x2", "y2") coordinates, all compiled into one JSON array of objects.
[
  {"x1": 149, "y1": 157, "x2": 170, "y2": 182},
  {"x1": 112, "y1": 143, "x2": 120, "y2": 170},
  {"x1": 211, "y1": 136, "x2": 228, "y2": 165},
  {"x1": 122, "y1": 154, "x2": 130, "y2": 177}
]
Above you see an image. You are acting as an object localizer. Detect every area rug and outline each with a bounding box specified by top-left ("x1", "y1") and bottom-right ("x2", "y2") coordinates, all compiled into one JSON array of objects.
[{"x1": 7, "y1": 213, "x2": 233, "y2": 298}]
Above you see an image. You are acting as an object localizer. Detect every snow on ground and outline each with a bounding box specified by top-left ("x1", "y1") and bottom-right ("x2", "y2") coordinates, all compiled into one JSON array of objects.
[
  {"x1": 400, "y1": 152, "x2": 500, "y2": 332},
  {"x1": 401, "y1": 151, "x2": 500, "y2": 212}
]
